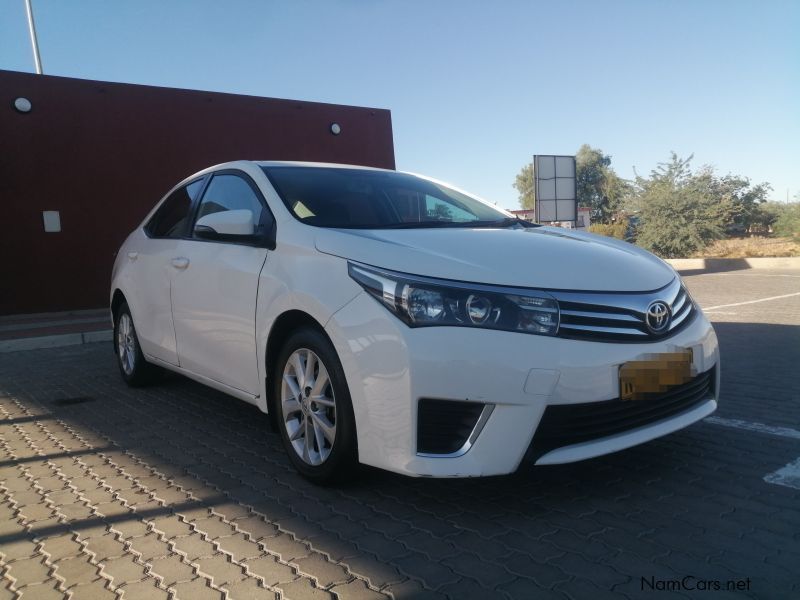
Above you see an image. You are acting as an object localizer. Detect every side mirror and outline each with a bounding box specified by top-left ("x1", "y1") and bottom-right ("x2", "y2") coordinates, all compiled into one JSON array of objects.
[{"x1": 194, "y1": 209, "x2": 255, "y2": 239}]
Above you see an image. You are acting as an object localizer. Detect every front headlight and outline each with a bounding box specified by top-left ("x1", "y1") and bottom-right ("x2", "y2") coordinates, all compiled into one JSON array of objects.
[{"x1": 348, "y1": 263, "x2": 559, "y2": 336}]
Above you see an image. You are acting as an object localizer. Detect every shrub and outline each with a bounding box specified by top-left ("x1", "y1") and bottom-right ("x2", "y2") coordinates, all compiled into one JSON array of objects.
[{"x1": 588, "y1": 218, "x2": 628, "y2": 240}]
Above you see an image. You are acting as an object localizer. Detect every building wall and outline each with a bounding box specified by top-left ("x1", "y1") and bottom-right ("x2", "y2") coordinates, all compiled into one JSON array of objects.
[{"x1": 0, "y1": 70, "x2": 395, "y2": 315}]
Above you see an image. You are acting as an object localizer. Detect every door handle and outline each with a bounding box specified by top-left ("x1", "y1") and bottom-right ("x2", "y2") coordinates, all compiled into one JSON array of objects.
[
  {"x1": 127, "y1": 251, "x2": 138, "y2": 261},
  {"x1": 171, "y1": 257, "x2": 190, "y2": 270}
]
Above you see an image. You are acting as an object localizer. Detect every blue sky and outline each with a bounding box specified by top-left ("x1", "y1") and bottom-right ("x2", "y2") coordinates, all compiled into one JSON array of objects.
[{"x1": 2, "y1": 0, "x2": 798, "y2": 208}]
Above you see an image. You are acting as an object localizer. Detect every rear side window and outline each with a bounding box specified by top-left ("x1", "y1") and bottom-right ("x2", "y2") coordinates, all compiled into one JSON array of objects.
[
  {"x1": 194, "y1": 174, "x2": 264, "y2": 225},
  {"x1": 146, "y1": 179, "x2": 204, "y2": 238}
]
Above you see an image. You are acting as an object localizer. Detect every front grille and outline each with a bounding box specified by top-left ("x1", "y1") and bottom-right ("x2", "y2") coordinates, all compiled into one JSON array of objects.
[
  {"x1": 417, "y1": 399, "x2": 485, "y2": 455},
  {"x1": 526, "y1": 367, "x2": 715, "y2": 462},
  {"x1": 552, "y1": 277, "x2": 696, "y2": 343}
]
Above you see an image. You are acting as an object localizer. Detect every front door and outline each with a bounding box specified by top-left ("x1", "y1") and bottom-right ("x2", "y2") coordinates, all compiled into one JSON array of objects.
[
  {"x1": 170, "y1": 172, "x2": 270, "y2": 396},
  {"x1": 131, "y1": 179, "x2": 204, "y2": 365}
]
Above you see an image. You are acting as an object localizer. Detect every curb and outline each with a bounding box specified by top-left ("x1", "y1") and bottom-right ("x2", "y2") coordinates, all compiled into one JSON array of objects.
[
  {"x1": 666, "y1": 256, "x2": 800, "y2": 273},
  {"x1": 0, "y1": 330, "x2": 112, "y2": 353}
]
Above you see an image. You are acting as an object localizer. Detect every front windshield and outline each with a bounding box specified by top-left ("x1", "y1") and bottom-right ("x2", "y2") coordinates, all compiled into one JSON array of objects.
[{"x1": 262, "y1": 166, "x2": 517, "y2": 229}]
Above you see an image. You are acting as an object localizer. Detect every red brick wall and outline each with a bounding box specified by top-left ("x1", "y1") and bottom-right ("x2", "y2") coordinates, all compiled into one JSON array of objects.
[{"x1": 0, "y1": 70, "x2": 395, "y2": 315}]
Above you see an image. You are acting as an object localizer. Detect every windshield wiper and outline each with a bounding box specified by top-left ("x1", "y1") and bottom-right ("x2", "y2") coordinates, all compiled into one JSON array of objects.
[
  {"x1": 491, "y1": 216, "x2": 540, "y2": 228},
  {"x1": 374, "y1": 221, "x2": 485, "y2": 229}
]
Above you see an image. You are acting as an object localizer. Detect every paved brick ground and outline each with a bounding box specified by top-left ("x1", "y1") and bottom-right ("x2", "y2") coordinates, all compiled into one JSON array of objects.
[{"x1": 1, "y1": 268, "x2": 798, "y2": 599}]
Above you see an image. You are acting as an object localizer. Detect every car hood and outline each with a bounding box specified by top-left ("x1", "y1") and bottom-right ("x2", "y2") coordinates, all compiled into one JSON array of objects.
[{"x1": 314, "y1": 226, "x2": 675, "y2": 292}]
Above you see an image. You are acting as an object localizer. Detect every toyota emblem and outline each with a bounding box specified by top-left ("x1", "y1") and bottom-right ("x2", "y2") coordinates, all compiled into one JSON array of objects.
[{"x1": 645, "y1": 301, "x2": 670, "y2": 333}]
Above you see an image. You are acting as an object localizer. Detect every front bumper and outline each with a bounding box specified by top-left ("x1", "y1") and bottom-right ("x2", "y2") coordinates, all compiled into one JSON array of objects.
[{"x1": 325, "y1": 292, "x2": 720, "y2": 477}]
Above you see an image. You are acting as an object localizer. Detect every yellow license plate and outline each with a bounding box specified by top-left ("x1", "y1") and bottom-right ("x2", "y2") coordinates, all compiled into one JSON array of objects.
[{"x1": 619, "y1": 350, "x2": 694, "y2": 401}]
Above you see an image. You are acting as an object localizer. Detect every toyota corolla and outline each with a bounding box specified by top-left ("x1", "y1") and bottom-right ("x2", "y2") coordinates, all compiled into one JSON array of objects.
[{"x1": 110, "y1": 161, "x2": 719, "y2": 483}]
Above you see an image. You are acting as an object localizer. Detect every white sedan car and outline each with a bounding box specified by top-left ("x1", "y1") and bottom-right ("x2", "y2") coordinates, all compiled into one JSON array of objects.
[{"x1": 111, "y1": 161, "x2": 719, "y2": 483}]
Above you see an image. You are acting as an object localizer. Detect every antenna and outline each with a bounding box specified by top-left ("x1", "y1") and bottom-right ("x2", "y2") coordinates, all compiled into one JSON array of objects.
[{"x1": 24, "y1": 0, "x2": 43, "y2": 74}]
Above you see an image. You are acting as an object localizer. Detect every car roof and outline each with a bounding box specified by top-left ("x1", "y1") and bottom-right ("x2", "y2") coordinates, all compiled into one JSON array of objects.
[{"x1": 254, "y1": 160, "x2": 393, "y2": 172}]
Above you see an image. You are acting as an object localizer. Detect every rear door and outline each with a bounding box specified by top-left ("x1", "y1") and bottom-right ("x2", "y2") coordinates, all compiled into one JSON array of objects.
[
  {"x1": 129, "y1": 179, "x2": 204, "y2": 365},
  {"x1": 170, "y1": 171, "x2": 271, "y2": 395}
]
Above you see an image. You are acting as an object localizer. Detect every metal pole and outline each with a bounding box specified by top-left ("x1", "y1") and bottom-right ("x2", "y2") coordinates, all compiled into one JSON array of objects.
[{"x1": 24, "y1": 0, "x2": 43, "y2": 74}]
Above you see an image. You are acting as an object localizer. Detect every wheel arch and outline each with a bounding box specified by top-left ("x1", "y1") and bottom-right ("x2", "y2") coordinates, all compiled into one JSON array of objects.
[
  {"x1": 264, "y1": 310, "x2": 330, "y2": 427},
  {"x1": 111, "y1": 289, "x2": 127, "y2": 321}
]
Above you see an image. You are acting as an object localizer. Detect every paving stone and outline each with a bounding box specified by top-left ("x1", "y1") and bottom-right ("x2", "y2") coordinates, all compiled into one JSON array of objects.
[
  {"x1": 210, "y1": 502, "x2": 251, "y2": 521},
  {"x1": 81, "y1": 487, "x2": 116, "y2": 505},
  {"x1": 503, "y1": 554, "x2": 571, "y2": 588},
  {"x1": 498, "y1": 578, "x2": 568, "y2": 599},
  {"x1": 243, "y1": 556, "x2": 297, "y2": 586},
  {"x1": 192, "y1": 517, "x2": 238, "y2": 539},
  {"x1": 260, "y1": 534, "x2": 310, "y2": 562},
  {"x1": 147, "y1": 554, "x2": 196, "y2": 586},
  {"x1": 340, "y1": 554, "x2": 405, "y2": 588},
  {"x1": 84, "y1": 533, "x2": 127, "y2": 560},
  {"x1": 94, "y1": 501, "x2": 134, "y2": 519},
  {"x1": 13, "y1": 581, "x2": 65, "y2": 600},
  {"x1": 5, "y1": 556, "x2": 52, "y2": 586},
  {"x1": 382, "y1": 579, "x2": 448, "y2": 600},
  {"x1": 67, "y1": 579, "x2": 117, "y2": 600},
  {"x1": 150, "y1": 516, "x2": 194, "y2": 539},
  {"x1": 127, "y1": 534, "x2": 170, "y2": 561},
  {"x1": 329, "y1": 579, "x2": 387, "y2": 600},
  {"x1": 98, "y1": 555, "x2": 148, "y2": 584},
  {"x1": 223, "y1": 577, "x2": 280, "y2": 600},
  {"x1": 397, "y1": 531, "x2": 459, "y2": 560},
  {"x1": 16, "y1": 502, "x2": 55, "y2": 521},
  {"x1": 0, "y1": 539, "x2": 41, "y2": 561},
  {"x1": 78, "y1": 522, "x2": 114, "y2": 540},
  {"x1": 171, "y1": 535, "x2": 218, "y2": 561},
  {"x1": 392, "y1": 554, "x2": 461, "y2": 590},
  {"x1": 437, "y1": 578, "x2": 499, "y2": 600},
  {"x1": 277, "y1": 577, "x2": 335, "y2": 600},
  {"x1": 109, "y1": 519, "x2": 150, "y2": 539},
  {"x1": 214, "y1": 533, "x2": 263, "y2": 561},
  {"x1": 195, "y1": 554, "x2": 246, "y2": 586},
  {"x1": 352, "y1": 534, "x2": 408, "y2": 562},
  {"x1": 118, "y1": 578, "x2": 170, "y2": 600},
  {"x1": 233, "y1": 516, "x2": 279, "y2": 540},
  {"x1": 169, "y1": 578, "x2": 225, "y2": 600},
  {"x1": 293, "y1": 554, "x2": 350, "y2": 587},
  {"x1": 52, "y1": 555, "x2": 102, "y2": 584}
]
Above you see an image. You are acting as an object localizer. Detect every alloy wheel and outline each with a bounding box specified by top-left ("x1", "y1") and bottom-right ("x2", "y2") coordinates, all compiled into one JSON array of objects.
[
  {"x1": 281, "y1": 348, "x2": 337, "y2": 466},
  {"x1": 117, "y1": 313, "x2": 136, "y2": 375}
]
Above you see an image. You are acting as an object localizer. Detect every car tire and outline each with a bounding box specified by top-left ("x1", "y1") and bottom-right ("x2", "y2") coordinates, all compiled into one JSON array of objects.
[
  {"x1": 273, "y1": 327, "x2": 359, "y2": 484},
  {"x1": 114, "y1": 302, "x2": 162, "y2": 387}
]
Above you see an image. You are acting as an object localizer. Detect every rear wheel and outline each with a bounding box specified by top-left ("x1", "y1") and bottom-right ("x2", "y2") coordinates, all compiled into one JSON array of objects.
[
  {"x1": 273, "y1": 328, "x2": 358, "y2": 484},
  {"x1": 114, "y1": 302, "x2": 162, "y2": 386}
]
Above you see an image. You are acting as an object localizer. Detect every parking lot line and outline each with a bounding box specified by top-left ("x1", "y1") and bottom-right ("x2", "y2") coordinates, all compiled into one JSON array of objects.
[
  {"x1": 764, "y1": 458, "x2": 800, "y2": 491},
  {"x1": 702, "y1": 292, "x2": 800, "y2": 311},
  {"x1": 705, "y1": 416, "x2": 800, "y2": 440},
  {"x1": 705, "y1": 416, "x2": 800, "y2": 491}
]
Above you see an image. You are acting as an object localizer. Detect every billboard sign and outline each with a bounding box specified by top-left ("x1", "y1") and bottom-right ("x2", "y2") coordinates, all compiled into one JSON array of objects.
[{"x1": 534, "y1": 155, "x2": 577, "y2": 222}]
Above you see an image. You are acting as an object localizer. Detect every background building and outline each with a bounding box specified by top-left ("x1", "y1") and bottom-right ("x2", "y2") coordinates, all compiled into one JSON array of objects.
[{"x1": 0, "y1": 70, "x2": 395, "y2": 315}]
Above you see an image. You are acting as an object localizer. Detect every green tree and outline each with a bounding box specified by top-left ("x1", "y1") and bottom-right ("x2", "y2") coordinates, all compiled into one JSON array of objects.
[
  {"x1": 634, "y1": 153, "x2": 734, "y2": 258},
  {"x1": 576, "y1": 144, "x2": 611, "y2": 220},
  {"x1": 701, "y1": 172, "x2": 772, "y2": 233},
  {"x1": 772, "y1": 202, "x2": 800, "y2": 237},
  {"x1": 513, "y1": 163, "x2": 535, "y2": 210}
]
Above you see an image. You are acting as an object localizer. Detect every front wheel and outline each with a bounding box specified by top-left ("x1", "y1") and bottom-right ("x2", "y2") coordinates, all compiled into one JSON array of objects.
[
  {"x1": 114, "y1": 302, "x2": 162, "y2": 386},
  {"x1": 273, "y1": 328, "x2": 358, "y2": 484}
]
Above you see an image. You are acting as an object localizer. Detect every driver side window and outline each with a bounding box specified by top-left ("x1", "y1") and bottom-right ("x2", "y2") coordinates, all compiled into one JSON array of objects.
[{"x1": 195, "y1": 174, "x2": 264, "y2": 228}]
